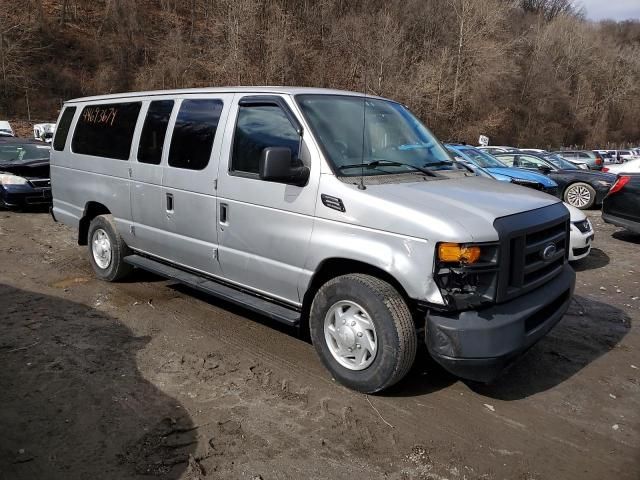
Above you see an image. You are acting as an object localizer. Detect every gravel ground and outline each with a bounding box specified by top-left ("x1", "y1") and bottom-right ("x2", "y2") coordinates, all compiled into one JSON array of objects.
[{"x1": 0, "y1": 209, "x2": 638, "y2": 480}]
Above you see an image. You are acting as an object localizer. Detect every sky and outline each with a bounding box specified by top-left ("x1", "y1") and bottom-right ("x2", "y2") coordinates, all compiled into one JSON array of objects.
[{"x1": 579, "y1": 0, "x2": 640, "y2": 21}]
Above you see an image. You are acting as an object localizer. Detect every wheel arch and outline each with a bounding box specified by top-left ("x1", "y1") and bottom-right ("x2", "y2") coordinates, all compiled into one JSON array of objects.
[
  {"x1": 300, "y1": 258, "x2": 413, "y2": 335},
  {"x1": 78, "y1": 201, "x2": 111, "y2": 245}
]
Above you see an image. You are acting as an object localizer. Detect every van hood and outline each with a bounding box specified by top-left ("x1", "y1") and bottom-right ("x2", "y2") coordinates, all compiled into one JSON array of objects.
[
  {"x1": 331, "y1": 176, "x2": 562, "y2": 243},
  {"x1": 485, "y1": 167, "x2": 557, "y2": 187}
]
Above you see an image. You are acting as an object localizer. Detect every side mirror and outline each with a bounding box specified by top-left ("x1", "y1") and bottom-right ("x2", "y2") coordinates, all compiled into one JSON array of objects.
[
  {"x1": 537, "y1": 165, "x2": 552, "y2": 174},
  {"x1": 259, "y1": 147, "x2": 309, "y2": 186}
]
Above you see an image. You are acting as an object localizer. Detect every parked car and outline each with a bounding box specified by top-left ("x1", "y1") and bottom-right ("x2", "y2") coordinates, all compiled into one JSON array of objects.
[
  {"x1": 0, "y1": 120, "x2": 14, "y2": 137},
  {"x1": 602, "y1": 174, "x2": 640, "y2": 234},
  {"x1": 553, "y1": 150, "x2": 603, "y2": 170},
  {"x1": 0, "y1": 138, "x2": 52, "y2": 208},
  {"x1": 494, "y1": 151, "x2": 616, "y2": 209},
  {"x1": 615, "y1": 150, "x2": 638, "y2": 162},
  {"x1": 602, "y1": 159, "x2": 640, "y2": 174},
  {"x1": 446, "y1": 144, "x2": 559, "y2": 196},
  {"x1": 447, "y1": 145, "x2": 591, "y2": 262},
  {"x1": 566, "y1": 203, "x2": 594, "y2": 261},
  {"x1": 50, "y1": 87, "x2": 576, "y2": 393},
  {"x1": 594, "y1": 150, "x2": 615, "y2": 164},
  {"x1": 477, "y1": 145, "x2": 519, "y2": 155},
  {"x1": 33, "y1": 123, "x2": 56, "y2": 143}
]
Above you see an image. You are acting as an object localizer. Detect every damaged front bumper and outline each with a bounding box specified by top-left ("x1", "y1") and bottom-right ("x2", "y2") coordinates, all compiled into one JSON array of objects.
[{"x1": 425, "y1": 264, "x2": 575, "y2": 382}]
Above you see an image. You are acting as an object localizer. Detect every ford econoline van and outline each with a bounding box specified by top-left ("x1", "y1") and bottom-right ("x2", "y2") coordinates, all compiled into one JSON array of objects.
[{"x1": 50, "y1": 87, "x2": 575, "y2": 393}]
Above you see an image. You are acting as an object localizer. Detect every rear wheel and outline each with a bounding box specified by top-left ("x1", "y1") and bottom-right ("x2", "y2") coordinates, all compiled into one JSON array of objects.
[
  {"x1": 309, "y1": 274, "x2": 417, "y2": 393},
  {"x1": 564, "y1": 182, "x2": 596, "y2": 209},
  {"x1": 87, "y1": 214, "x2": 133, "y2": 281}
]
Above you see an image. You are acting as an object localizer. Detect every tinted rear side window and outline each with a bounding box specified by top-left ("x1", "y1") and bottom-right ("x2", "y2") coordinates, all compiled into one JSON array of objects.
[
  {"x1": 53, "y1": 106, "x2": 76, "y2": 151},
  {"x1": 231, "y1": 104, "x2": 300, "y2": 174},
  {"x1": 168, "y1": 99, "x2": 223, "y2": 170},
  {"x1": 138, "y1": 100, "x2": 174, "y2": 165},
  {"x1": 72, "y1": 102, "x2": 141, "y2": 160}
]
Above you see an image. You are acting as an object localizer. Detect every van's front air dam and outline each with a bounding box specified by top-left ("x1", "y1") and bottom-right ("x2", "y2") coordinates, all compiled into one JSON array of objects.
[{"x1": 425, "y1": 264, "x2": 576, "y2": 382}]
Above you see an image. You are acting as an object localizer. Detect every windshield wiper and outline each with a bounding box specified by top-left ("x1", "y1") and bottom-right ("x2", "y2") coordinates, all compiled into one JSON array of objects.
[{"x1": 338, "y1": 160, "x2": 437, "y2": 176}]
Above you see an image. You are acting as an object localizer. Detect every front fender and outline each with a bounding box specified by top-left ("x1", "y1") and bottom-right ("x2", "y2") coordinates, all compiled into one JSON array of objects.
[{"x1": 300, "y1": 217, "x2": 444, "y2": 305}]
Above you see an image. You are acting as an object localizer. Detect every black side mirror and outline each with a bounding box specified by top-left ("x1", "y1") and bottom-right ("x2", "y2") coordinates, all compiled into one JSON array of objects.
[
  {"x1": 259, "y1": 147, "x2": 309, "y2": 186},
  {"x1": 537, "y1": 165, "x2": 552, "y2": 174}
]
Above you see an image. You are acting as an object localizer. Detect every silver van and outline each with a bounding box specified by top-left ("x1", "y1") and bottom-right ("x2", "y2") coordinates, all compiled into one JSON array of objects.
[{"x1": 50, "y1": 87, "x2": 575, "y2": 393}]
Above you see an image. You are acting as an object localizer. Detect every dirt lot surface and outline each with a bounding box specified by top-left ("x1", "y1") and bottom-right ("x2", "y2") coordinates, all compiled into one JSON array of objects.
[{"x1": 0, "y1": 209, "x2": 638, "y2": 480}]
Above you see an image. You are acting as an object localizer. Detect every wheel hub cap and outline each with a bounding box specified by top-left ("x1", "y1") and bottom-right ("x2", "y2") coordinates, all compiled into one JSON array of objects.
[
  {"x1": 91, "y1": 228, "x2": 112, "y2": 270},
  {"x1": 324, "y1": 300, "x2": 377, "y2": 371},
  {"x1": 567, "y1": 185, "x2": 590, "y2": 207}
]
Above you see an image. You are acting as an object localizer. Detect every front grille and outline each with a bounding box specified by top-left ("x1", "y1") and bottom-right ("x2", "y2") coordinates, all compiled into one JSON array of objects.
[
  {"x1": 29, "y1": 178, "x2": 51, "y2": 188},
  {"x1": 494, "y1": 203, "x2": 570, "y2": 303},
  {"x1": 573, "y1": 219, "x2": 591, "y2": 233}
]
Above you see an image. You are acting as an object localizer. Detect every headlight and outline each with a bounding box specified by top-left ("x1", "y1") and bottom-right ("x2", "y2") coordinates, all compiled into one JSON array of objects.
[
  {"x1": 434, "y1": 242, "x2": 500, "y2": 310},
  {"x1": 0, "y1": 174, "x2": 28, "y2": 185},
  {"x1": 438, "y1": 243, "x2": 481, "y2": 264}
]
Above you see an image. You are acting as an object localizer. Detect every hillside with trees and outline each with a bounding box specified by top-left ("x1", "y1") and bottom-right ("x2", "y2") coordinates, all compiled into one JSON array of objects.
[{"x1": 1, "y1": 0, "x2": 639, "y2": 147}]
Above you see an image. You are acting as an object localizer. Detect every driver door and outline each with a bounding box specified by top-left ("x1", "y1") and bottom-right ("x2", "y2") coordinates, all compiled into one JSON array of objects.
[{"x1": 215, "y1": 95, "x2": 320, "y2": 305}]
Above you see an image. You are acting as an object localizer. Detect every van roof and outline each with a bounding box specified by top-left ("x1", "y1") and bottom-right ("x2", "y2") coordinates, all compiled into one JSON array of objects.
[{"x1": 66, "y1": 86, "x2": 388, "y2": 104}]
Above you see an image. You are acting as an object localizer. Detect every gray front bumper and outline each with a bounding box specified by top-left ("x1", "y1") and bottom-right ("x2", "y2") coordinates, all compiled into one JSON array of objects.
[{"x1": 426, "y1": 264, "x2": 576, "y2": 382}]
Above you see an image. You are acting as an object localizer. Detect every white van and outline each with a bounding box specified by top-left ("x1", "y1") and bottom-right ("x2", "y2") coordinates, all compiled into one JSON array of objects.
[{"x1": 50, "y1": 87, "x2": 575, "y2": 392}]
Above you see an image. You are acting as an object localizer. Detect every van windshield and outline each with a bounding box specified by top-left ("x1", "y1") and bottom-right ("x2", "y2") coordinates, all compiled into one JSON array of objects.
[{"x1": 297, "y1": 95, "x2": 455, "y2": 176}]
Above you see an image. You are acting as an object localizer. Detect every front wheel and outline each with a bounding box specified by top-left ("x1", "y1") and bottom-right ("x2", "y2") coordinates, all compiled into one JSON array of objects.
[
  {"x1": 564, "y1": 182, "x2": 596, "y2": 209},
  {"x1": 309, "y1": 274, "x2": 417, "y2": 393},
  {"x1": 87, "y1": 214, "x2": 133, "y2": 282}
]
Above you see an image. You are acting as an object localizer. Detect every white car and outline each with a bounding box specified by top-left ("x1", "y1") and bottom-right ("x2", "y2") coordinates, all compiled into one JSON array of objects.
[
  {"x1": 566, "y1": 203, "x2": 594, "y2": 261},
  {"x1": 602, "y1": 159, "x2": 640, "y2": 175},
  {"x1": 0, "y1": 120, "x2": 14, "y2": 137}
]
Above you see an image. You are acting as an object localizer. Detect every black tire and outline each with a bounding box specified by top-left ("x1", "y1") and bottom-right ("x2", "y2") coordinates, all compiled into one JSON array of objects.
[
  {"x1": 87, "y1": 214, "x2": 133, "y2": 282},
  {"x1": 309, "y1": 274, "x2": 417, "y2": 393},
  {"x1": 563, "y1": 182, "x2": 596, "y2": 210}
]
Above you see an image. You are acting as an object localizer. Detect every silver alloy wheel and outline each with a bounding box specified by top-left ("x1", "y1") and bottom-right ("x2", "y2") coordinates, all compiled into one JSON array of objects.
[
  {"x1": 91, "y1": 228, "x2": 112, "y2": 270},
  {"x1": 324, "y1": 300, "x2": 377, "y2": 371},
  {"x1": 566, "y1": 184, "x2": 592, "y2": 208}
]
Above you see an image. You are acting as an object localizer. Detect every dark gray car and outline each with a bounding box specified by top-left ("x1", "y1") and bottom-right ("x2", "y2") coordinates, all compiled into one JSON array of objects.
[{"x1": 553, "y1": 150, "x2": 603, "y2": 170}]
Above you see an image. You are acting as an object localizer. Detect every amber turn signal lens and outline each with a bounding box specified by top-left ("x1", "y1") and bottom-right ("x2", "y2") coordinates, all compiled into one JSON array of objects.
[{"x1": 438, "y1": 243, "x2": 481, "y2": 264}]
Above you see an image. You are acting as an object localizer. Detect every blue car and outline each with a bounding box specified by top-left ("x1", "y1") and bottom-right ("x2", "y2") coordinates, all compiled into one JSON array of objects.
[{"x1": 446, "y1": 143, "x2": 559, "y2": 198}]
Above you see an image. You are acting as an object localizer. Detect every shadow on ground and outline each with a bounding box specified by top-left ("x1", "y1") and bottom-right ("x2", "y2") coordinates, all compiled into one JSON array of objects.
[
  {"x1": 572, "y1": 247, "x2": 610, "y2": 271},
  {"x1": 612, "y1": 230, "x2": 640, "y2": 244},
  {"x1": 0, "y1": 284, "x2": 197, "y2": 479}
]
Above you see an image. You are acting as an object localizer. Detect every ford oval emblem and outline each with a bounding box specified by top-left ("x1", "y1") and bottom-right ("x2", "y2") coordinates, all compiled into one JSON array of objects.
[{"x1": 541, "y1": 243, "x2": 557, "y2": 261}]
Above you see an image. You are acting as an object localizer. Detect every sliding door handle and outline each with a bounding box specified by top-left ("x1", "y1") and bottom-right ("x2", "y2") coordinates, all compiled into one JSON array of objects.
[
  {"x1": 166, "y1": 193, "x2": 174, "y2": 212},
  {"x1": 219, "y1": 203, "x2": 228, "y2": 224}
]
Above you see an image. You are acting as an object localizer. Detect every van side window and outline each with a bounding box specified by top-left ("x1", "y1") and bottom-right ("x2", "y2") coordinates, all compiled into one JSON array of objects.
[
  {"x1": 53, "y1": 106, "x2": 76, "y2": 151},
  {"x1": 138, "y1": 100, "x2": 174, "y2": 165},
  {"x1": 72, "y1": 102, "x2": 142, "y2": 160},
  {"x1": 231, "y1": 104, "x2": 299, "y2": 175},
  {"x1": 168, "y1": 99, "x2": 223, "y2": 170}
]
